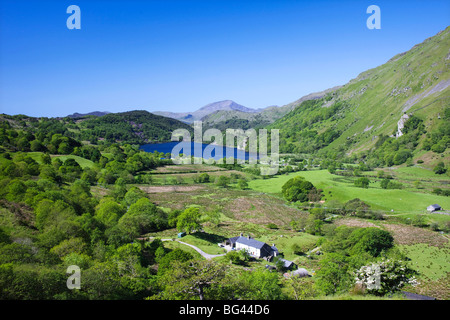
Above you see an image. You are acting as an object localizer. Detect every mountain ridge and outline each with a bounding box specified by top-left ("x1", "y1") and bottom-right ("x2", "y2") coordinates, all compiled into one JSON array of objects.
[
  {"x1": 66, "y1": 111, "x2": 110, "y2": 118},
  {"x1": 153, "y1": 100, "x2": 261, "y2": 124}
]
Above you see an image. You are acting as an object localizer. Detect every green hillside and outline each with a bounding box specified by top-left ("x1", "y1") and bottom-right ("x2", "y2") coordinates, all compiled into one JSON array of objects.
[
  {"x1": 268, "y1": 26, "x2": 450, "y2": 168},
  {"x1": 77, "y1": 110, "x2": 193, "y2": 144},
  {"x1": 0, "y1": 110, "x2": 193, "y2": 148},
  {"x1": 248, "y1": 169, "x2": 450, "y2": 214}
]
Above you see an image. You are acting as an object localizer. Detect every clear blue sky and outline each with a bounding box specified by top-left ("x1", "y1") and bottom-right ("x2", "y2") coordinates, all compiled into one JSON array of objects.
[{"x1": 0, "y1": 0, "x2": 449, "y2": 117}]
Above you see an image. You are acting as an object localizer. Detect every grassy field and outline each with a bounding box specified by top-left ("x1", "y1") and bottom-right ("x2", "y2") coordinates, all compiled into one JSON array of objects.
[
  {"x1": 176, "y1": 233, "x2": 227, "y2": 255},
  {"x1": 248, "y1": 168, "x2": 450, "y2": 214},
  {"x1": 51, "y1": 155, "x2": 95, "y2": 169},
  {"x1": 258, "y1": 232, "x2": 319, "y2": 262},
  {"x1": 398, "y1": 243, "x2": 450, "y2": 300},
  {"x1": 399, "y1": 243, "x2": 450, "y2": 281},
  {"x1": 161, "y1": 239, "x2": 203, "y2": 259},
  {"x1": 28, "y1": 152, "x2": 95, "y2": 169}
]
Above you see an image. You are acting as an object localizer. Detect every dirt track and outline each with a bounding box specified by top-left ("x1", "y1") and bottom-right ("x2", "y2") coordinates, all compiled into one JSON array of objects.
[{"x1": 139, "y1": 185, "x2": 205, "y2": 193}]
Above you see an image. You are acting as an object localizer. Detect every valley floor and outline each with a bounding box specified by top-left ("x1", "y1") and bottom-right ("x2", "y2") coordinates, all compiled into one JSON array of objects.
[{"x1": 139, "y1": 164, "x2": 450, "y2": 300}]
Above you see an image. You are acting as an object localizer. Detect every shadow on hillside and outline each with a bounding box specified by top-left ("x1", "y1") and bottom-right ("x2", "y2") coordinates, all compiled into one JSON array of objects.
[
  {"x1": 331, "y1": 175, "x2": 355, "y2": 184},
  {"x1": 192, "y1": 231, "x2": 227, "y2": 244}
]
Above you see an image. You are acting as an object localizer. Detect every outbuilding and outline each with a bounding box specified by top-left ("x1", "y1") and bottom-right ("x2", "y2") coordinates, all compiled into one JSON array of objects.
[
  {"x1": 279, "y1": 258, "x2": 297, "y2": 270},
  {"x1": 427, "y1": 204, "x2": 442, "y2": 212}
]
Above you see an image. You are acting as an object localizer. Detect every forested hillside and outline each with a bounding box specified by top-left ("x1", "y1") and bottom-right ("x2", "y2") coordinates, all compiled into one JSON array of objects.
[
  {"x1": 0, "y1": 111, "x2": 188, "y2": 299},
  {"x1": 0, "y1": 110, "x2": 193, "y2": 150},
  {"x1": 78, "y1": 111, "x2": 193, "y2": 144}
]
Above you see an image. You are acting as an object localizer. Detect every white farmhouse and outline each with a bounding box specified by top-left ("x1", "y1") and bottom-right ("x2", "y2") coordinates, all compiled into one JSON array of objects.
[{"x1": 225, "y1": 234, "x2": 279, "y2": 260}]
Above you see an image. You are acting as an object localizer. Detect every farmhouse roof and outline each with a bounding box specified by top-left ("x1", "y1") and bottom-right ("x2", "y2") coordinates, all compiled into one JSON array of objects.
[
  {"x1": 427, "y1": 204, "x2": 442, "y2": 211},
  {"x1": 228, "y1": 236, "x2": 240, "y2": 245},
  {"x1": 235, "y1": 236, "x2": 267, "y2": 249}
]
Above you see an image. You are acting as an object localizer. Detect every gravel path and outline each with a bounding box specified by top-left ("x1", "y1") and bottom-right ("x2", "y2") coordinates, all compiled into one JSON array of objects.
[
  {"x1": 159, "y1": 238, "x2": 226, "y2": 260},
  {"x1": 176, "y1": 240, "x2": 226, "y2": 260}
]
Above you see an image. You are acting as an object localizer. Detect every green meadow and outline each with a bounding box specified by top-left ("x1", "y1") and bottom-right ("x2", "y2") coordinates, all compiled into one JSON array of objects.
[
  {"x1": 399, "y1": 243, "x2": 450, "y2": 281},
  {"x1": 28, "y1": 152, "x2": 95, "y2": 169},
  {"x1": 248, "y1": 168, "x2": 450, "y2": 214}
]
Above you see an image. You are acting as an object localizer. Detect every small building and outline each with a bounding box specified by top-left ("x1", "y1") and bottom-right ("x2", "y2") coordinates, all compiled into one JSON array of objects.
[
  {"x1": 224, "y1": 236, "x2": 240, "y2": 247},
  {"x1": 427, "y1": 204, "x2": 442, "y2": 212},
  {"x1": 279, "y1": 258, "x2": 297, "y2": 270},
  {"x1": 177, "y1": 232, "x2": 186, "y2": 238}
]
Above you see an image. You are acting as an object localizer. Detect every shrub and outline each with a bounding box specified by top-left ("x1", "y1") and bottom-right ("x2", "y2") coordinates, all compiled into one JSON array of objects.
[
  {"x1": 430, "y1": 222, "x2": 440, "y2": 231},
  {"x1": 176, "y1": 207, "x2": 202, "y2": 234},
  {"x1": 266, "y1": 223, "x2": 278, "y2": 229},
  {"x1": 354, "y1": 177, "x2": 370, "y2": 188},
  {"x1": 237, "y1": 179, "x2": 248, "y2": 190},
  {"x1": 381, "y1": 178, "x2": 402, "y2": 190},
  {"x1": 198, "y1": 173, "x2": 210, "y2": 183},
  {"x1": 411, "y1": 215, "x2": 427, "y2": 227},
  {"x1": 431, "y1": 143, "x2": 446, "y2": 153},
  {"x1": 157, "y1": 249, "x2": 193, "y2": 275},
  {"x1": 305, "y1": 217, "x2": 323, "y2": 235},
  {"x1": 291, "y1": 243, "x2": 302, "y2": 255},
  {"x1": 310, "y1": 207, "x2": 326, "y2": 220},
  {"x1": 215, "y1": 175, "x2": 229, "y2": 188},
  {"x1": 432, "y1": 188, "x2": 443, "y2": 195},
  {"x1": 343, "y1": 198, "x2": 371, "y2": 216},
  {"x1": 393, "y1": 150, "x2": 412, "y2": 165},
  {"x1": 349, "y1": 228, "x2": 394, "y2": 257},
  {"x1": 315, "y1": 253, "x2": 352, "y2": 295},
  {"x1": 380, "y1": 179, "x2": 390, "y2": 189},
  {"x1": 386, "y1": 181, "x2": 403, "y2": 189},
  {"x1": 433, "y1": 162, "x2": 447, "y2": 175},
  {"x1": 225, "y1": 251, "x2": 242, "y2": 265},
  {"x1": 282, "y1": 176, "x2": 317, "y2": 203}
]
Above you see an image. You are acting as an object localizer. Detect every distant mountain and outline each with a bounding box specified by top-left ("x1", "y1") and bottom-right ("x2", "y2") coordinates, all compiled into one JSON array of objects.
[
  {"x1": 153, "y1": 100, "x2": 259, "y2": 124},
  {"x1": 66, "y1": 111, "x2": 110, "y2": 118},
  {"x1": 201, "y1": 87, "x2": 341, "y2": 130},
  {"x1": 197, "y1": 100, "x2": 259, "y2": 114}
]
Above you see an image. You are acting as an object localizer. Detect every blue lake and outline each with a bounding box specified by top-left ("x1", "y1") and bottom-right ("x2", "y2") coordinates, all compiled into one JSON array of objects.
[{"x1": 140, "y1": 141, "x2": 258, "y2": 161}]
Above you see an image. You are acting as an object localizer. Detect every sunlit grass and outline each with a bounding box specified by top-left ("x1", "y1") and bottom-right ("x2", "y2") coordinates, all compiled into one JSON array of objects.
[{"x1": 248, "y1": 169, "x2": 450, "y2": 214}]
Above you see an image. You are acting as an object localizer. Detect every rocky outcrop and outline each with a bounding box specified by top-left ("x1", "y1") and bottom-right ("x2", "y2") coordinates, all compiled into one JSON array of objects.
[{"x1": 396, "y1": 113, "x2": 410, "y2": 138}]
